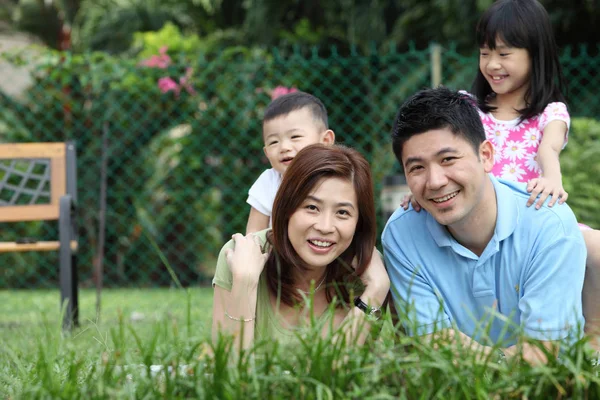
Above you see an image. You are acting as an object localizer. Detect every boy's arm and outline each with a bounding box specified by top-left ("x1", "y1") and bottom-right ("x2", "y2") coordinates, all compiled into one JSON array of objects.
[
  {"x1": 246, "y1": 207, "x2": 270, "y2": 234},
  {"x1": 527, "y1": 120, "x2": 568, "y2": 208}
]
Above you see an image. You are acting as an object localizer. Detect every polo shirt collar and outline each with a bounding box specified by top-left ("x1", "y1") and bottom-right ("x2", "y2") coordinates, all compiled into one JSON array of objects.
[
  {"x1": 490, "y1": 174, "x2": 519, "y2": 242},
  {"x1": 426, "y1": 174, "x2": 519, "y2": 256}
]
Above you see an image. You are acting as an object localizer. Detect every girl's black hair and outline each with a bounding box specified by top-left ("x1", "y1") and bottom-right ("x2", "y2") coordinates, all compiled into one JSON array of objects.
[{"x1": 471, "y1": 0, "x2": 567, "y2": 119}]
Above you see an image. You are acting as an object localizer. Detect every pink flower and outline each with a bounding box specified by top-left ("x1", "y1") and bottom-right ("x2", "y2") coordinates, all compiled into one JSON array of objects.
[
  {"x1": 179, "y1": 67, "x2": 196, "y2": 95},
  {"x1": 158, "y1": 77, "x2": 180, "y2": 95},
  {"x1": 139, "y1": 46, "x2": 172, "y2": 69},
  {"x1": 271, "y1": 86, "x2": 298, "y2": 100}
]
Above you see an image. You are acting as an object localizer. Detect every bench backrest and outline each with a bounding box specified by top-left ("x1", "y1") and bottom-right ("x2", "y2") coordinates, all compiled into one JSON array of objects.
[{"x1": 0, "y1": 142, "x2": 77, "y2": 222}]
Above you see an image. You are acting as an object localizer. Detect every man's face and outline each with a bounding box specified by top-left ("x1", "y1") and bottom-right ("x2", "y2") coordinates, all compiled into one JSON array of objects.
[{"x1": 402, "y1": 128, "x2": 494, "y2": 228}]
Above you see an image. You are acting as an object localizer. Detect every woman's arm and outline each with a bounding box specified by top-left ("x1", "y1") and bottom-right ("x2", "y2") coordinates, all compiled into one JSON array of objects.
[
  {"x1": 211, "y1": 233, "x2": 268, "y2": 350},
  {"x1": 527, "y1": 120, "x2": 568, "y2": 208},
  {"x1": 339, "y1": 249, "x2": 390, "y2": 345}
]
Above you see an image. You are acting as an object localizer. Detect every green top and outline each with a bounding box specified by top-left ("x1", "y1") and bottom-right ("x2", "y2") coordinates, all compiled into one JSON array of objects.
[{"x1": 212, "y1": 229, "x2": 335, "y2": 344}]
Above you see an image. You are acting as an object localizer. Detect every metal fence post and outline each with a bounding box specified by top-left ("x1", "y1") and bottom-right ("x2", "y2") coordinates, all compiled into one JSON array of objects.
[{"x1": 430, "y1": 43, "x2": 442, "y2": 88}]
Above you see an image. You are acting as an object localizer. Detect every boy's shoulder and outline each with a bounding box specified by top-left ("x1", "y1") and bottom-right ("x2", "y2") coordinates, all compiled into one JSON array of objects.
[{"x1": 250, "y1": 168, "x2": 282, "y2": 190}]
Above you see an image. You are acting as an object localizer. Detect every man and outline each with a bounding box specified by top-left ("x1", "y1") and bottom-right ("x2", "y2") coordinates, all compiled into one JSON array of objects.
[{"x1": 382, "y1": 87, "x2": 586, "y2": 364}]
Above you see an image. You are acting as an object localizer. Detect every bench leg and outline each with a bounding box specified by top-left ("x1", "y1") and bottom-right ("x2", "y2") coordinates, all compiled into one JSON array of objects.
[{"x1": 59, "y1": 195, "x2": 78, "y2": 330}]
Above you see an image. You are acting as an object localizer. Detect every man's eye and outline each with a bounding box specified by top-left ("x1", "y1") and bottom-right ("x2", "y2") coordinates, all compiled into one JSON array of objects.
[
  {"x1": 409, "y1": 166, "x2": 423, "y2": 173},
  {"x1": 442, "y1": 157, "x2": 457, "y2": 163},
  {"x1": 268, "y1": 141, "x2": 278, "y2": 146}
]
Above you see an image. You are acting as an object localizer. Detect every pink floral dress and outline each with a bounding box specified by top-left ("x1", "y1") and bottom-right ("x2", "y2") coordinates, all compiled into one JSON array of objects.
[
  {"x1": 477, "y1": 101, "x2": 591, "y2": 230},
  {"x1": 477, "y1": 102, "x2": 570, "y2": 183}
]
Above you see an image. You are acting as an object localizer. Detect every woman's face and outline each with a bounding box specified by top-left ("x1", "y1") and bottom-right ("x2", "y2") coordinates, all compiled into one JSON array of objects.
[{"x1": 287, "y1": 176, "x2": 359, "y2": 269}]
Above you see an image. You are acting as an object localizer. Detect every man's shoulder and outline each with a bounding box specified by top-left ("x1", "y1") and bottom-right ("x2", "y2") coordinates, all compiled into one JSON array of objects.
[
  {"x1": 382, "y1": 206, "x2": 429, "y2": 242},
  {"x1": 496, "y1": 178, "x2": 580, "y2": 236}
]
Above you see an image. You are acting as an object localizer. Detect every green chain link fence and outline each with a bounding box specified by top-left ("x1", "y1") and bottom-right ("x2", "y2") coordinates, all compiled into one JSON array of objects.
[{"x1": 1, "y1": 43, "x2": 599, "y2": 288}]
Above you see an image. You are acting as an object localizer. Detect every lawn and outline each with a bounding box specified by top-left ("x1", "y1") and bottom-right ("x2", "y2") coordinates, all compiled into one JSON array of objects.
[
  {"x1": 2, "y1": 287, "x2": 600, "y2": 399},
  {"x1": 0, "y1": 287, "x2": 213, "y2": 356}
]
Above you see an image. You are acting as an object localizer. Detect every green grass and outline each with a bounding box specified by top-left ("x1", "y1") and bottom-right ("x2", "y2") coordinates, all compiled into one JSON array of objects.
[
  {"x1": 0, "y1": 288, "x2": 213, "y2": 357},
  {"x1": 2, "y1": 288, "x2": 600, "y2": 399}
]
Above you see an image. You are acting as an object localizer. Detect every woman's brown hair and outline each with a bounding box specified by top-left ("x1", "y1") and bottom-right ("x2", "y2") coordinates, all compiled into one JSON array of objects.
[{"x1": 266, "y1": 144, "x2": 377, "y2": 307}]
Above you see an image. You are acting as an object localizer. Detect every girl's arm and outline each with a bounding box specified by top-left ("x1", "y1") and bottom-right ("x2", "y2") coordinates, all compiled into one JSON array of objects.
[
  {"x1": 339, "y1": 249, "x2": 390, "y2": 345},
  {"x1": 526, "y1": 120, "x2": 569, "y2": 209},
  {"x1": 211, "y1": 233, "x2": 268, "y2": 350}
]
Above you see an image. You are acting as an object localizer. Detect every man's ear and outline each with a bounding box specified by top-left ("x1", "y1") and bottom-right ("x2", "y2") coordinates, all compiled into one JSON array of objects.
[
  {"x1": 480, "y1": 140, "x2": 495, "y2": 172},
  {"x1": 321, "y1": 129, "x2": 335, "y2": 145}
]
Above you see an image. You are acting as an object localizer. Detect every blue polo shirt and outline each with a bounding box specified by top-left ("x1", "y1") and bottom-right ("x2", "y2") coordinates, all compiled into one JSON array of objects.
[{"x1": 382, "y1": 175, "x2": 586, "y2": 346}]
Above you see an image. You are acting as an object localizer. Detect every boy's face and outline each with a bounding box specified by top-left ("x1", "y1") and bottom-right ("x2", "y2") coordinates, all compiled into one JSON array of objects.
[{"x1": 263, "y1": 107, "x2": 334, "y2": 175}]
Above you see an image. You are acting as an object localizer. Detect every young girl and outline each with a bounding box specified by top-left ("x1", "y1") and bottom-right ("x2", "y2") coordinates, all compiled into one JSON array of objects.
[
  {"x1": 402, "y1": 0, "x2": 600, "y2": 340},
  {"x1": 472, "y1": 0, "x2": 600, "y2": 338}
]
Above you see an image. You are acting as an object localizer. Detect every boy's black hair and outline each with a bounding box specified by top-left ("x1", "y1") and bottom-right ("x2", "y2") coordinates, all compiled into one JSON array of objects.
[
  {"x1": 471, "y1": 0, "x2": 567, "y2": 119},
  {"x1": 263, "y1": 91, "x2": 329, "y2": 129},
  {"x1": 391, "y1": 87, "x2": 486, "y2": 165}
]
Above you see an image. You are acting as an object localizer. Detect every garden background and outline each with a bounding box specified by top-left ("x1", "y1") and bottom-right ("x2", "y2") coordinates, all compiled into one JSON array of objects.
[
  {"x1": 1, "y1": 1, "x2": 600, "y2": 398},
  {"x1": 1, "y1": 0, "x2": 599, "y2": 289}
]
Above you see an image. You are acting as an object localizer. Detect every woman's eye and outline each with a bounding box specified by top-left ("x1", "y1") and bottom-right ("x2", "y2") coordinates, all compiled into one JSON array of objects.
[
  {"x1": 337, "y1": 210, "x2": 351, "y2": 217},
  {"x1": 291, "y1": 135, "x2": 302, "y2": 139},
  {"x1": 305, "y1": 204, "x2": 318, "y2": 211}
]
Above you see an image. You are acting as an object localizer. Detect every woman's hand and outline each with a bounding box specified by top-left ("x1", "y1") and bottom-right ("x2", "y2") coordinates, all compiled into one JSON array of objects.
[
  {"x1": 526, "y1": 177, "x2": 568, "y2": 209},
  {"x1": 225, "y1": 233, "x2": 269, "y2": 284}
]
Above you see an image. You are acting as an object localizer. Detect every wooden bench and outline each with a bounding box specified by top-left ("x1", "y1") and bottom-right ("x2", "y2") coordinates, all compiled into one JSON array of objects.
[{"x1": 0, "y1": 142, "x2": 79, "y2": 329}]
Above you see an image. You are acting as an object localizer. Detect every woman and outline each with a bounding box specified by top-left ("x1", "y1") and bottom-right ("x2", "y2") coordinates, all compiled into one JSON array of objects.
[{"x1": 212, "y1": 144, "x2": 390, "y2": 349}]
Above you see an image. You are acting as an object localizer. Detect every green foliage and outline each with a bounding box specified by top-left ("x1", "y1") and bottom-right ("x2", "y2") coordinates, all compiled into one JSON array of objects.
[
  {"x1": 562, "y1": 118, "x2": 600, "y2": 229},
  {"x1": 0, "y1": 44, "x2": 598, "y2": 288},
  {"x1": 7, "y1": 0, "x2": 600, "y2": 54},
  {"x1": 71, "y1": 0, "x2": 194, "y2": 53},
  {"x1": 2, "y1": 288, "x2": 600, "y2": 398},
  {"x1": 11, "y1": 0, "x2": 63, "y2": 49},
  {"x1": 133, "y1": 22, "x2": 203, "y2": 58}
]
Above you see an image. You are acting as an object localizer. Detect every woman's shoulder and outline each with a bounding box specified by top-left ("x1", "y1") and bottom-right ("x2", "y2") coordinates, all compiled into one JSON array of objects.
[{"x1": 220, "y1": 229, "x2": 271, "y2": 253}]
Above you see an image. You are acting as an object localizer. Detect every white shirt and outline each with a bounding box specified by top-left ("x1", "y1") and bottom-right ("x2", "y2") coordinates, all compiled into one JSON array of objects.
[{"x1": 247, "y1": 168, "x2": 282, "y2": 224}]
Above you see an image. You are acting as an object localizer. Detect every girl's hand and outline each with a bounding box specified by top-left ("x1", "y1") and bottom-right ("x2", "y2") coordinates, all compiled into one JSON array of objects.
[
  {"x1": 225, "y1": 233, "x2": 269, "y2": 283},
  {"x1": 526, "y1": 177, "x2": 569, "y2": 209},
  {"x1": 400, "y1": 193, "x2": 422, "y2": 212}
]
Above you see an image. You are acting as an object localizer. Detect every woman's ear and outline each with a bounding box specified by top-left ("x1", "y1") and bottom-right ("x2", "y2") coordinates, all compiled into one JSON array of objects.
[{"x1": 480, "y1": 140, "x2": 495, "y2": 172}]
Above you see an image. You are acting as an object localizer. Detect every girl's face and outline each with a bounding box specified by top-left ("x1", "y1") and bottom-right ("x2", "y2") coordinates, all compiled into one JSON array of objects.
[
  {"x1": 287, "y1": 176, "x2": 359, "y2": 269},
  {"x1": 479, "y1": 37, "x2": 531, "y2": 100}
]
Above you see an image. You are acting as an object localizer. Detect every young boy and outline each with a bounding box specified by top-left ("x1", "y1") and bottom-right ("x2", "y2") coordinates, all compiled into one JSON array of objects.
[{"x1": 245, "y1": 91, "x2": 335, "y2": 233}]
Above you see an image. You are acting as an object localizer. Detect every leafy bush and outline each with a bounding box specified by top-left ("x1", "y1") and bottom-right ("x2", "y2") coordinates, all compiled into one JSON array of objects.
[{"x1": 562, "y1": 118, "x2": 600, "y2": 229}]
